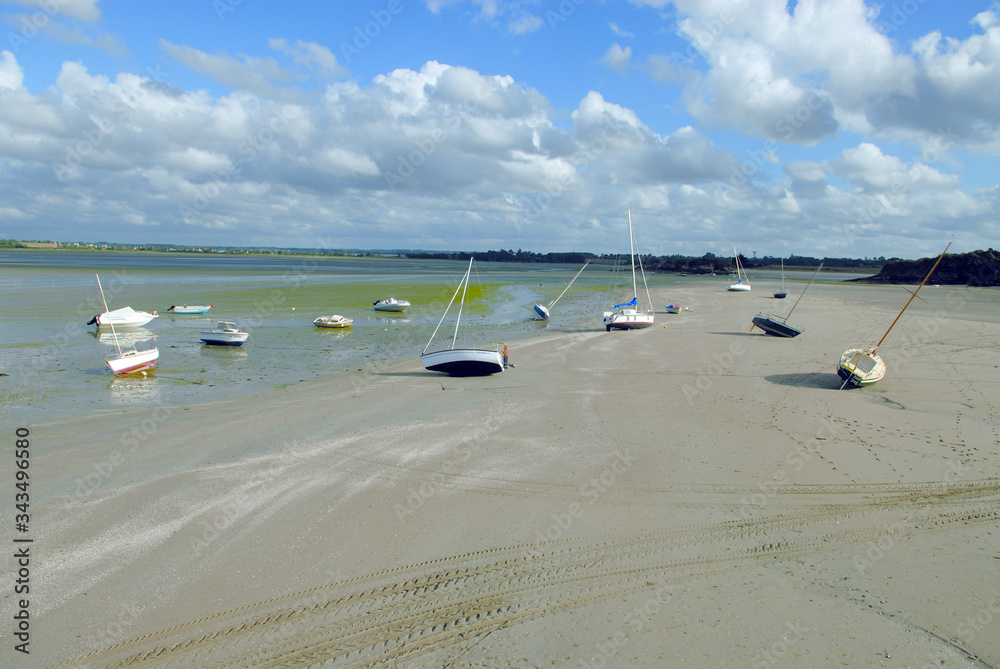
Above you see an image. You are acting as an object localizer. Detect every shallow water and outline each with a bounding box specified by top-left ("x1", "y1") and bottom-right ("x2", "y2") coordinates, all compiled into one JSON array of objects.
[{"x1": 1, "y1": 251, "x2": 699, "y2": 422}]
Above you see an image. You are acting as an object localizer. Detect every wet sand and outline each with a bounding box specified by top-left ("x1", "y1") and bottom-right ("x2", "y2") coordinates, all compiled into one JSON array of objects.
[{"x1": 15, "y1": 279, "x2": 1000, "y2": 667}]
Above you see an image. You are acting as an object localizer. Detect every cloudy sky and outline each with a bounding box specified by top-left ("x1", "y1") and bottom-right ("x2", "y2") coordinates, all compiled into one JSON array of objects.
[{"x1": 0, "y1": 0, "x2": 997, "y2": 258}]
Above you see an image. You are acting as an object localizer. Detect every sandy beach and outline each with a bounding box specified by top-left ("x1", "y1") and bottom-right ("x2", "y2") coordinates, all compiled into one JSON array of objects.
[{"x1": 12, "y1": 279, "x2": 1000, "y2": 667}]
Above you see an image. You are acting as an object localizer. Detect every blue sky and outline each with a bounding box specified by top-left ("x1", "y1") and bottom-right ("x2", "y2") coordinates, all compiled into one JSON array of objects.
[{"x1": 0, "y1": 0, "x2": 997, "y2": 258}]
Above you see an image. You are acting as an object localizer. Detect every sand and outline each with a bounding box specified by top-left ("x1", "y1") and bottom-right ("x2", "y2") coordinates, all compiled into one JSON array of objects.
[{"x1": 10, "y1": 279, "x2": 1000, "y2": 668}]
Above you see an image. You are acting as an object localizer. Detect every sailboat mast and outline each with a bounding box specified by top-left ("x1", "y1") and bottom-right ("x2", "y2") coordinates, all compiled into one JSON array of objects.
[
  {"x1": 628, "y1": 209, "x2": 638, "y2": 300},
  {"x1": 422, "y1": 260, "x2": 467, "y2": 355},
  {"x1": 874, "y1": 242, "x2": 951, "y2": 350},
  {"x1": 95, "y1": 273, "x2": 123, "y2": 356},
  {"x1": 783, "y1": 262, "x2": 823, "y2": 323},
  {"x1": 549, "y1": 261, "x2": 589, "y2": 309},
  {"x1": 451, "y1": 257, "x2": 473, "y2": 350}
]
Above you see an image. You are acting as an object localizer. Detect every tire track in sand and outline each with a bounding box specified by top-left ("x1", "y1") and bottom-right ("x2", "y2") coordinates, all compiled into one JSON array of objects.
[{"x1": 51, "y1": 481, "x2": 1000, "y2": 668}]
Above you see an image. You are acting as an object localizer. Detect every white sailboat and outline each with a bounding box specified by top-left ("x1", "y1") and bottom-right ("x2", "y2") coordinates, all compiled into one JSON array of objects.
[
  {"x1": 838, "y1": 242, "x2": 951, "y2": 388},
  {"x1": 534, "y1": 260, "x2": 590, "y2": 320},
  {"x1": 602, "y1": 210, "x2": 655, "y2": 331},
  {"x1": 94, "y1": 274, "x2": 159, "y2": 374},
  {"x1": 774, "y1": 258, "x2": 787, "y2": 298},
  {"x1": 421, "y1": 258, "x2": 508, "y2": 376},
  {"x1": 728, "y1": 247, "x2": 751, "y2": 291}
]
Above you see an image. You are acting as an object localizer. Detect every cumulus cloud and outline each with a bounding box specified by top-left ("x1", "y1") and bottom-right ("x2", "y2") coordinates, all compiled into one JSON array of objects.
[
  {"x1": 655, "y1": 0, "x2": 1000, "y2": 155},
  {"x1": 601, "y1": 43, "x2": 633, "y2": 74}
]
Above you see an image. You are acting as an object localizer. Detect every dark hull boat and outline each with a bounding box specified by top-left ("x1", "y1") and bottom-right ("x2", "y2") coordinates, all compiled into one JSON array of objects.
[
  {"x1": 751, "y1": 314, "x2": 801, "y2": 337},
  {"x1": 750, "y1": 263, "x2": 822, "y2": 339}
]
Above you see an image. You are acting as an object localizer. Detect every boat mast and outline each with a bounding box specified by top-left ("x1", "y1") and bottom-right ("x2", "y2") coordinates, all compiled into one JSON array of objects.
[
  {"x1": 451, "y1": 257, "x2": 474, "y2": 350},
  {"x1": 873, "y1": 242, "x2": 951, "y2": 351},
  {"x1": 782, "y1": 262, "x2": 823, "y2": 323},
  {"x1": 548, "y1": 261, "x2": 590, "y2": 309},
  {"x1": 95, "y1": 274, "x2": 123, "y2": 356},
  {"x1": 628, "y1": 209, "x2": 638, "y2": 301},
  {"x1": 422, "y1": 258, "x2": 471, "y2": 355}
]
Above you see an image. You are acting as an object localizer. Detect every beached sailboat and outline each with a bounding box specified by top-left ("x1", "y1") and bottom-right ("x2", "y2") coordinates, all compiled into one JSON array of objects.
[
  {"x1": 838, "y1": 243, "x2": 951, "y2": 388},
  {"x1": 774, "y1": 258, "x2": 787, "y2": 299},
  {"x1": 421, "y1": 258, "x2": 508, "y2": 376},
  {"x1": 751, "y1": 263, "x2": 823, "y2": 338},
  {"x1": 602, "y1": 210, "x2": 654, "y2": 331},
  {"x1": 534, "y1": 261, "x2": 590, "y2": 320},
  {"x1": 94, "y1": 274, "x2": 159, "y2": 374},
  {"x1": 727, "y1": 247, "x2": 751, "y2": 291}
]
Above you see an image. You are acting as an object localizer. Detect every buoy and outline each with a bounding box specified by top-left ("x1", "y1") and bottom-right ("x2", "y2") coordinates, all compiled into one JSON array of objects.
[{"x1": 141, "y1": 371, "x2": 147, "y2": 377}]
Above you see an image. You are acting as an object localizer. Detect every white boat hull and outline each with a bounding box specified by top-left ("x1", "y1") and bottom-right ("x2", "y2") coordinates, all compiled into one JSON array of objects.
[
  {"x1": 200, "y1": 322, "x2": 249, "y2": 346},
  {"x1": 373, "y1": 299, "x2": 410, "y2": 312},
  {"x1": 168, "y1": 305, "x2": 212, "y2": 314},
  {"x1": 727, "y1": 283, "x2": 751, "y2": 292},
  {"x1": 838, "y1": 348, "x2": 886, "y2": 387},
  {"x1": 603, "y1": 309, "x2": 654, "y2": 330},
  {"x1": 107, "y1": 348, "x2": 159, "y2": 374},
  {"x1": 200, "y1": 332, "x2": 249, "y2": 345},
  {"x1": 421, "y1": 347, "x2": 506, "y2": 376},
  {"x1": 533, "y1": 304, "x2": 550, "y2": 320},
  {"x1": 313, "y1": 315, "x2": 352, "y2": 328},
  {"x1": 90, "y1": 306, "x2": 158, "y2": 327}
]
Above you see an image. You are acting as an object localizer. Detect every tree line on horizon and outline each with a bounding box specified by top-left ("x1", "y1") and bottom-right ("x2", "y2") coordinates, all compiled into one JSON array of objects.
[{"x1": 4, "y1": 239, "x2": 996, "y2": 284}]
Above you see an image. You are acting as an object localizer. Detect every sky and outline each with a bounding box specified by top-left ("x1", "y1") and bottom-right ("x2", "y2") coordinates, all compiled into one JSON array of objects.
[{"x1": 0, "y1": 0, "x2": 997, "y2": 259}]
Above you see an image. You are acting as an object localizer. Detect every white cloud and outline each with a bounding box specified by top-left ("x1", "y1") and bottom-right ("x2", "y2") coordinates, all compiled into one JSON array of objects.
[
  {"x1": 0, "y1": 50, "x2": 23, "y2": 89},
  {"x1": 656, "y1": 0, "x2": 1000, "y2": 154},
  {"x1": 601, "y1": 43, "x2": 633, "y2": 74},
  {"x1": 1, "y1": 0, "x2": 101, "y2": 22},
  {"x1": 268, "y1": 39, "x2": 347, "y2": 80}
]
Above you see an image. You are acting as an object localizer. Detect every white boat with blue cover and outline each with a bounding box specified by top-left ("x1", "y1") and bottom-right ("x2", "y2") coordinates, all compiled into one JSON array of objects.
[{"x1": 602, "y1": 209, "x2": 654, "y2": 331}]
